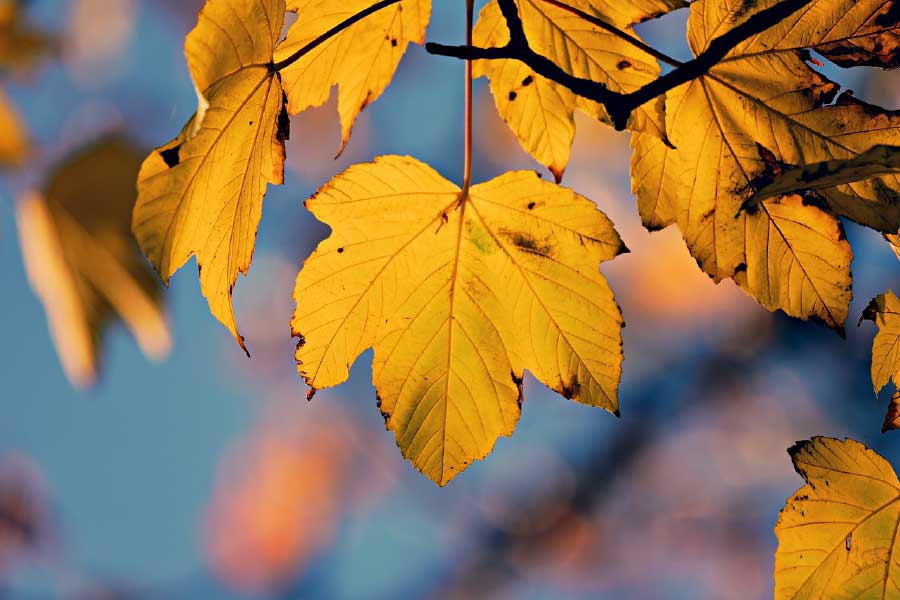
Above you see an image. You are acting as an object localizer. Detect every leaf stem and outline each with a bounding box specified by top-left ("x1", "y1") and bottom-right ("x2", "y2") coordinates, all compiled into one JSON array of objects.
[
  {"x1": 539, "y1": 0, "x2": 683, "y2": 68},
  {"x1": 462, "y1": 0, "x2": 475, "y2": 198},
  {"x1": 272, "y1": 0, "x2": 402, "y2": 72}
]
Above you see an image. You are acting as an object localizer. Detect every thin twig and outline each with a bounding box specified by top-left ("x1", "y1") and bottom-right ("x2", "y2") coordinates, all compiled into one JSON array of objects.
[
  {"x1": 462, "y1": 0, "x2": 475, "y2": 196},
  {"x1": 272, "y1": 0, "x2": 402, "y2": 72},
  {"x1": 426, "y1": 0, "x2": 813, "y2": 130}
]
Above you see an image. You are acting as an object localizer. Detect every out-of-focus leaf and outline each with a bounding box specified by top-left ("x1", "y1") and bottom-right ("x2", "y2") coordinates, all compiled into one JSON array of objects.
[
  {"x1": 862, "y1": 290, "x2": 900, "y2": 397},
  {"x1": 882, "y1": 391, "x2": 900, "y2": 433},
  {"x1": 204, "y1": 428, "x2": 353, "y2": 594},
  {"x1": 631, "y1": 0, "x2": 900, "y2": 331},
  {"x1": 0, "y1": 0, "x2": 53, "y2": 73},
  {"x1": 274, "y1": 0, "x2": 431, "y2": 154},
  {"x1": 748, "y1": 145, "x2": 900, "y2": 204},
  {"x1": 292, "y1": 156, "x2": 625, "y2": 485},
  {"x1": 774, "y1": 437, "x2": 900, "y2": 599},
  {"x1": 17, "y1": 137, "x2": 170, "y2": 388},
  {"x1": 0, "y1": 456, "x2": 49, "y2": 576},
  {"x1": 0, "y1": 87, "x2": 25, "y2": 165},
  {"x1": 474, "y1": 0, "x2": 680, "y2": 180},
  {"x1": 133, "y1": 0, "x2": 288, "y2": 353}
]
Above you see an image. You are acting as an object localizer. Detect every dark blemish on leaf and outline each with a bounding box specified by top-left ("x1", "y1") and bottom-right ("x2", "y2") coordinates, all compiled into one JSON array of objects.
[
  {"x1": 527, "y1": 201, "x2": 536, "y2": 210},
  {"x1": 616, "y1": 60, "x2": 632, "y2": 70},
  {"x1": 508, "y1": 91, "x2": 518, "y2": 101},
  {"x1": 734, "y1": 262, "x2": 747, "y2": 274},
  {"x1": 249, "y1": 120, "x2": 254, "y2": 126},
  {"x1": 837, "y1": 223, "x2": 847, "y2": 242},
  {"x1": 800, "y1": 162, "x2": 833, "y2": 183},
  {"x1": 876, "y1": 1, "x2": 900, "y2": 27},
  {"x1": 161, "y1": 144, "x2": 181, "y2": 168},
  {"x1": 337, "y1": 247, "x2": 344, "y2": 254},
  {"x1": 535, "y1": 171, "x2": 543, "y2": 179},
  {"x1": 845, "y1": 532, "x2": 852, "y2": 552},
  {"x1": 522, "y1": 75, "x2": 534, "y2": 86},
  {"x1": 295, "y1": 333, "x2": 306, "y2": 347},
  {"x1": 376, "y1": 393, "x2": 390, "y2": 427},
  {"x1": 277, "y1": 91, "x2": 291, "y2": 143},
  {"x1": 511, "y1": 371, "x2": 524, "y2": 408},
  {"x1": 800, "y1": 192, "x2": 829, "y2": 211},
  {"x1": 504, "y1": 230, "x2": 553, "y2": 257},
  {"x1": 391, "y1": 38, "x2": 398, "y2": 47},
  {"x1": 561, "y1": 376, "x2": 581, "y2": 400}
]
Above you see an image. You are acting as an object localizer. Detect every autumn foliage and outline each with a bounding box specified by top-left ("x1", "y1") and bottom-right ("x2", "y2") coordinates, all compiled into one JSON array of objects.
[{"x1": 5, "y1": 0, "x2": 900, "y2": 596}]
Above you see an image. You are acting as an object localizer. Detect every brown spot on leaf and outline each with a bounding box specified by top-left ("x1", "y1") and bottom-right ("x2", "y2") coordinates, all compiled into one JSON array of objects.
[
  {"x1": 561, "y1": 375, "x2": 581, "y2": 400},
  {"x1": 508, "y1": 91, "x2": 518, "y2": 101},
  {"x1": 161, "y1": 144, "x2": 181, "y2": 168}
]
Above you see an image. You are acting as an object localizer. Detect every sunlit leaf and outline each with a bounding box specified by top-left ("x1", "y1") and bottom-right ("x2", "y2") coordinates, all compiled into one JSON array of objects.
[
  {"x1": 861, "y1": 290, "x2": 900, "y2": 397},
  {"x1": 133, "y1": 0, "x2": 289, "y2": 352},
  {"x1": 292, "y1": 156, "x2": 625, "y2": 485},
  {"x1": 275, "y1": 0, "x2": 431, "y2": 154},
  {"x1": 0, "y1": 87, "x2": 25, "y2": 165},
  {"x1": 774, "y1": 437, "x2": 900, "y2": 599},
  {"x1": 17, "y1": 137, "x2": 170, "y2": 388},
  {"x1": 630, "y1": 0, "x2": 900, "y2": 330},
  {"x1": 473, "y1": 0, "x2": 680, "y2": 181},
  {"x1": 749, "y1": 145, "x2": 900, "y2": 203}
]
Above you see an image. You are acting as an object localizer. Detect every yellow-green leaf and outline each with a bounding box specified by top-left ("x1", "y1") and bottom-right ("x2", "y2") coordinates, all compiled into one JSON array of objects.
[
  {"x1": 133, "y1": 0, "x2": 288, "y2": 352},
  {"x1": 630, "y1": 0, "x2": 900, "y2": 330},
  {"x1": 862, "y1": 290, "x2": 900, "y2": 396},
  {"x1": 0, "y1": 86, "x2": 25, "y2": 165},
  {"x1": 274, "y1": 0, "x2": 431, "y2": 153},
  {"x1": 16, "y1": 137, "x2": 170, "y2": 388},
  {"x1": 292, "y1": 156, "x2": 625, "y2": 485},
  {"x1": 473, "y1": 0, "x2": 673, "y2": 181},
  {"x1": 775, "y1": 437, "x2": 900, "y2": 599}
]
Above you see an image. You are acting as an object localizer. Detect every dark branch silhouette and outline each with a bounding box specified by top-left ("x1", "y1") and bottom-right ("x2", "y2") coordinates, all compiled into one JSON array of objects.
[{"x1": 426, "y1": 0, "x2": 814, "y2": 129}]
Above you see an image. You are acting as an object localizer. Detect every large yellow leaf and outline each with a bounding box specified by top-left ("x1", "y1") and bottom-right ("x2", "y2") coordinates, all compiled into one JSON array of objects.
[
  {"x1": 16, "y1": 137, "x2": 170, "y2": 388},
  {"x1": 473, "y1": 0, "x2": 678, "y2": 181},
  {"x1": 292, "y1": 156, "x2": 625, "y2": 485},
  {"x1": 0, "y1": 87, "x2": 25, "y2": 165},
  {"x1": 630, "y1": 0, "x2": 900, "y2": 330},
  {"x1": 275, "y1": 0, "x2": 431, "y2": 153},
  {"x1": 862, "y1": 290, "x2": 900, "y2": 396},
  {"x1": 774, "y1": 437, "x2": 900, "y2": 599},
  {"x1": 133, "y1": 0, "x2": 288, "y2": 352}
]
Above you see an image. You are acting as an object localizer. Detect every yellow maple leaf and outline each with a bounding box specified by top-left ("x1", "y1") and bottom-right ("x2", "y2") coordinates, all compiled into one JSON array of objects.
[
  {"x1": 133, "y1": 0, "x2": 288, "y2": 352},
  {"x1": 291, "y1": 156, "x2": 625, "y2": 485},
  {"x1": 16, "y1": 137, "x2": 171, "y2": 388},
  {"x1": 631, "y1": 0, "x2": 900, "y2": 330},
  {"x1": 861, "y1": 290, "x2": 900, "y2": 397},
  {"x1": 0, "y1": 87, "x2": 25, "y2": 165},
  {"x1": 774, "y1": 437, "x2": 900, "y2": 599},
  {"x1": 274, "y1": 0, "x2": 431, "y2": 154},
  {"x1": 474, "y1": 0, "x2": 683, "y2": 181}
]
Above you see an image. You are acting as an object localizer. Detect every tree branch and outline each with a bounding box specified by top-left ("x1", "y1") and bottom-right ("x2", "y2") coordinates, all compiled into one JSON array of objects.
[
  {"x1": 272, "y1": 0, "x2": 402, "y2": 72},
  {"x1": 426, "y1": 0, "x2": 813, "y2": 130}
]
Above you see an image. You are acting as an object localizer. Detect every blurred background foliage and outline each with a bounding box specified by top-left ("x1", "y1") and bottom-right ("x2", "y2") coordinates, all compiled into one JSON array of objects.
[{"x1": 0, "y1": 0, "x2": 899, "y2": 598}]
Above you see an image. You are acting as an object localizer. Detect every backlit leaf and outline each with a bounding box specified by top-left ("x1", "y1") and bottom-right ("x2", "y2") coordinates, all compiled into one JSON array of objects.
[
  {"x1": 861, "y1": 290, "x2": 900, "y2": 397},
  {"x1": 16, "y1": 137, "x2": 170, "y2": 388},
  {"x1": 291, "y1": 156, "x2": 625, "y2": 485},
  {"x1": 473, "y1": 0, "x2": 680, "y2": 181},
  {"x1": 630, "y1": 0, "x2": 900, "y2": 330},
  {"x1": 774, "y1": 437, "x2": 900, "y2": 599},
  {"x1": 133, "y1": 0, "x2": 289, "y2": 352},
  {"x1": 275, "y1": 0, "x2": 431, "y2": 154},
  {"x1": 749, "y1": 145, "x2": 900, "y2": 203},
  {"x1": 0, "y1": 87, "x2": 25, "y2": 165}
]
